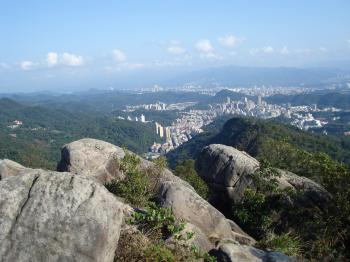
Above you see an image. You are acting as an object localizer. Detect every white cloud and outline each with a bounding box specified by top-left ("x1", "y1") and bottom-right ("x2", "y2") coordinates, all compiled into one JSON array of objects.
[
  {"x1": 46, "y1": 52, "x2": 58, "y2": 66},
  {"x1": 167, "y1": 45, "x2": 185, "y2": 55},
  {"x1": 113, "y1": 49, "x2": 127, "y2": 63},
  {"x1": 195, "y1": 39, "x2": 214, "y2": 53},
  {"x1": 319, "y1": 47, "x2": 327, "y2": 52},
  {"x1": 218, "y1": 35, "x2": 245, "y2": 47},
  {"x1": 280, "y1": 46, "x2": 290, "y2": 55},
  {"x1": 195, "y1": 39, "x2": 221, "y2": 59},
  {"x1": 20, "y1": 61, "x2": 36, "y2": 70},
  {"x1": 60, "y1": 52, "x2": 84, "y2": 66},
  {"x1": 250, "y1": 46, "x2": 274, "y2": 55},
  {"x1": 262, "y1": 46, "x2": 274, "y2": 53}
]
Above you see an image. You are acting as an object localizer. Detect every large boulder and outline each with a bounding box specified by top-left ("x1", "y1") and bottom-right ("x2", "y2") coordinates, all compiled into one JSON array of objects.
[
  {"x1": 195, "y1": 144, "x2": 330, "y2": 205},
  {"x1": 157, "y1": 181, "x2": 255, "y2": 246},
  {"x1": 0, "y1": 169, "x2": 125, "y2": 262},
  {"x1": 57, "y1": 138, "x2": 192, "y2": 189},
  {"x1": 0, "y1": 159, "x2": 29, "y2": 179},
  {"x1": 57, "y1": 138, "x2": 125, "y2": 184}
]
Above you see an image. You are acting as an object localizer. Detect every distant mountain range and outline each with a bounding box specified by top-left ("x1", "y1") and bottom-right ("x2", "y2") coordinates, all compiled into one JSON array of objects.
[{"x1": 165, "y1": 65, "x2": 350, "y2": 87}]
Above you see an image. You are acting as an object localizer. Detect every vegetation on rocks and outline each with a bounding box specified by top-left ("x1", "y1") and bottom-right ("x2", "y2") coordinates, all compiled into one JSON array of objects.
[
  {"x1": 231, "y1": 155, "x2": 350, "y2": 261},
  {"x1": 173, "y1": 159, "x2": 210, "y2": 199},
  {"x1": 107, "y1": 150, "x2": 216, "y2": 261}
]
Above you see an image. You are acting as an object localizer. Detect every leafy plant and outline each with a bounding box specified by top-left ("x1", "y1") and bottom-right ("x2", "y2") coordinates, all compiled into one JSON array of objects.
[
  {"x1": 129, "y1": 203, "x2": 186, "y2": 240},
  {"x1": 143, "y1": 241, "x2": 176, "y2": 262},
  {"x1": 233, "y1": 188, "x2": 272, "y2": 239},
  {"x1": 174, "y1": 159, "x2": 210, "y2": 199},
  {"x1": 105, "y1": 150, "x2": 152, "y2": 207}
]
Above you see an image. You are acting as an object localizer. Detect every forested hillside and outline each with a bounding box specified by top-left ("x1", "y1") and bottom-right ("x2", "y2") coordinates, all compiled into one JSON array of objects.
[
  {"x1": 266, "y1": 91, "x2": 350, "y2": 109},
  {"x1": 166, "y1": 116, "x2": 350, "y2": 170},
  {"x1": 0, "y1": 98, "x2": 160, "y2": 169}
]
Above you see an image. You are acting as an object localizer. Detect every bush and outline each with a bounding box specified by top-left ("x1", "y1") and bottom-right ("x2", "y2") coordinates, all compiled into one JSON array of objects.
[
  {"x1": 114, "y1": 228, "x2": 149, "y2": 262},
  {"x1": 105, "y1": 150, "x2": 154, "y2": 207},
  {"x1": 128, "y1": 204, "x2": 216, "y2": 262},
  {"x1": 233, "y1": 188, "x2": 272, "y2": 239},
  {"x1": 174, "y1": 159, "x2": 210, "y2": 199},
  {"x1": 144, "y1": 242, "x2": 176, "y2": 262},
  {"x1": 129, "y1": 203, "x2": 186, "y2": 240},
  {"x1": 258, "y1": 232, "x2": 302, "y2": 258}
]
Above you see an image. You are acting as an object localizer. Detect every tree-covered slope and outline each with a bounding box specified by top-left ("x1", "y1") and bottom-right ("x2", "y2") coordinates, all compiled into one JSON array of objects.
[
  {"x1": 0, "y1": 98, "x2": 160, "y2": 169},
  {"x1": 266, "y1": 91, "x2": 350, "y2": 109},
  {"x1": 166, "y1": 117, "x2": 350, "y2": 169}
]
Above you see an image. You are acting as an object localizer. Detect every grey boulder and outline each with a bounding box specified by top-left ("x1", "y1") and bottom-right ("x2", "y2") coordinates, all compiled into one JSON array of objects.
[
  {"x1": 0, "y1": 159, "x2": 29, "y2": 179},
  {"x1": 0, "y1": 169, "x2": 125, "y2": 262},
  {"x1": 57, "y1": 138, "x2": 125, "y2": 184},
  {"x1": 196, "y1": 144, "x2": 330, "y2": 205},
  {"x1": 57, "y1": 138, "x2": 192, "y2": 190},
  {"x1": 157, "y1": 181, "x2": 255, "y2": 247}
]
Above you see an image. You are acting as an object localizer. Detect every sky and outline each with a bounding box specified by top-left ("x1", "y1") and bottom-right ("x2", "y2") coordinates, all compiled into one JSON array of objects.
[{"x1": 0, "y1": 0, "x2": 350, "y2": 92}]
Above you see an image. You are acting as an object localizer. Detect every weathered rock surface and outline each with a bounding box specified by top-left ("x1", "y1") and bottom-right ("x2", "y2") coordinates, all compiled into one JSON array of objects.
[
  {"x1": 195, "y1": 144, "x2": 330, "y2": 205},
  {"x1": 0, "y1": 159, "x2": 29, "y2": 179},
  {"x1": 57, "y1": 138, "x2": 192, "y2": 189},
  {"x1": 157, "y1": 180, "x2": 255, "y2": 246},
  {"x1": 57, "y1": 138, "x2": 125, "y2": 184},
  {"x1": 166, "y1": 222, "x2": 214, "y2": 252},
  {"x1": 212, "y1": 241, "x2": 297, "y2": 262},
  {"x1": 0, "y1": 169, "x2": 125, "y2": 262}
]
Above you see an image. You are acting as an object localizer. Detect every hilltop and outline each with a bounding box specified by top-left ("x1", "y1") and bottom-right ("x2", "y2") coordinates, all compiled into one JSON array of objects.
[{"x1": 166, "y1": 117, "x2": 350, "y2": 171}]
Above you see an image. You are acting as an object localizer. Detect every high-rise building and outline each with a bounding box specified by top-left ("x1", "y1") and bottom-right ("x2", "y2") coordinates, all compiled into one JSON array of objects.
[
  {"x1": 158, "y1": 125, "x2": 164, "y2": 138},
  {"x1": 258, "y1": 95, "x2": 262, "y2": 107},
  {"x1": 155, "y1": 122, "x2": 164, "y2": 138},
  {"x1": 140, "y1": 114, "x2": 146, "y2": 123},
  {"x1": 165, "y1": 127, "x2": 171, "y2": 141}
]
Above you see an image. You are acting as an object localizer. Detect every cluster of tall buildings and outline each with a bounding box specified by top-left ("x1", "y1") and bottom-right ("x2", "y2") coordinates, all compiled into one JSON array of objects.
[{"x1": 117, "y1": 114, "x2": 146, "y2": 122}]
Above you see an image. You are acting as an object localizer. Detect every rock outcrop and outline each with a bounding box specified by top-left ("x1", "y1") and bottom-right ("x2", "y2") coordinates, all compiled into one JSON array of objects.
[
  {"x1": 0, "y1": 139, "x2": 298, "y2": 261},
  {"x1": 195, "y1": 144, "x2": 330, "y2": 205},
  {"x1": 157, "y1": 180, "x2": 255, "y2": 246},
  {"x1": 57, "y1": 138, "x2": 192, "y2": 189},
  {"x1": 57, "y1": 138, "x2": 125, "y2": 184},
  {"x1": 0, "y1": 169, "x2": 125, "y2": 262},
  {"x1": 0, "y1": 159, "x2": 29, "y2": 179}
]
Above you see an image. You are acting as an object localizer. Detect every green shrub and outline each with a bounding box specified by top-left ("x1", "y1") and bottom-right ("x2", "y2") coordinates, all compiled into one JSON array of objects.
[
  {"x1": 144, "y1": 242, "x2": 176, "y2": 262},
  {"x1": 233, "y1": 188, "x2": 272, "y2": 239},
  {"x1": 174, "y1": 159, "x2": 210, "y2": 199},
  {"x1": 129, "y1": 203, "x2": 186, "y2": 240},
  {"x1": 105, "y1": 150, "x2": 152, "y2": 207},
  {"x1": 153, "y1": 156, "x2": 168, "y2": 170},
  {"x1": 258, "y1": 232, "x2": 302, "y2": 258},
  {"x1": 128, "y1": 204, "x2": 216, "y2": 262}
]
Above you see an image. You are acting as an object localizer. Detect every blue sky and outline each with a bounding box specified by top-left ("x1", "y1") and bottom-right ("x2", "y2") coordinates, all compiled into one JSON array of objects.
[{"x1": 0, "y1": 0, "x2": 350, "y2": 91}]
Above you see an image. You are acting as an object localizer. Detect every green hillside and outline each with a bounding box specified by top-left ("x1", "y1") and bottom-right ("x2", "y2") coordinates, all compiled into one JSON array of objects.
[
  {"x1": 0, "y1": 98, "x2": 161, "y2": 169},
  {"x1": 166, "y1": 117, "x2": 350, "y2": 171}
]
